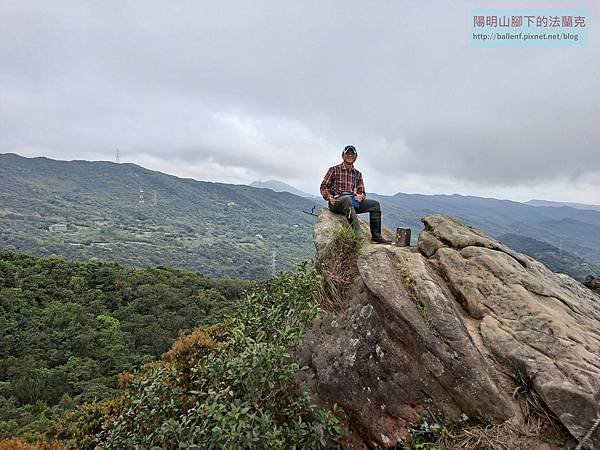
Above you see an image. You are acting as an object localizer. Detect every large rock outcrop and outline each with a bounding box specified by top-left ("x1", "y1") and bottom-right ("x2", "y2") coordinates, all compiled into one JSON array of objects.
[{"x1": 299, "y1": 210, "x2": 600, "y2": 449}]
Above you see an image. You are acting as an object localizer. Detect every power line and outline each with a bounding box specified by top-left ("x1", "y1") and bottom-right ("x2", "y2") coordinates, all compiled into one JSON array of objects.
[{"x1": 272, "y1": 250, "x2": 276, "y2": 276}]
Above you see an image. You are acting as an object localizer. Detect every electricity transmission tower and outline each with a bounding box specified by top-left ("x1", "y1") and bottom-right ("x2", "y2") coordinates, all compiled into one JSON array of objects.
[
  {"x1": 115, "y1": 149, "x2": 121, "y2": 164},
  {"x1": 271, "y1": 251, "x2": 276, "y2": 276}
]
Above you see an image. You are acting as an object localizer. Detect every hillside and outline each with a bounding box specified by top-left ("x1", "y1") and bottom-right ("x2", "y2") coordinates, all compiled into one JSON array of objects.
[
  {"x1": 0, "y1": 153, "x2": 320, "y2": 279},
  {"x1": 48, "y1": 264, "x2": 342, "y2": 449},
  {"x1": 526, "y1": 199, "x2": 600, "y2": 212},
  {"x1": 2, "y1": 153, "x2": 599, "y2": 281},
  {"x1": 498, "y1": 233, "x2": 600, "y2": 281},
  {"x1": 371, "y1": 192, "x2": 600, "y2": 266},
  {"x1": 0, "y1": 250, "x2": 248, "y2": 440}
]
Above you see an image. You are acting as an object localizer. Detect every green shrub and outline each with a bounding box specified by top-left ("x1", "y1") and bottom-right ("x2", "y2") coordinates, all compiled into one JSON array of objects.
[
  {"x1": 0, "y1": 250, "x2": 247, "y2": 439},
  {"x1": 332, "y1": 225, "x2": 367, "y2": 255},
  {"x1": 58, "y1": 263, "x2": 343, "y2": 449},
  {"x1": 409, "y1": 411, "x2": 456, "y2": 449}
]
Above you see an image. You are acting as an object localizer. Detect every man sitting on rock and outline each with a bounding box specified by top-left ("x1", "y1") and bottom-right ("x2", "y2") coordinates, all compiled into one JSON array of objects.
[{"x1": 320, "y1": 145, "x2": 391, "y2": 244}]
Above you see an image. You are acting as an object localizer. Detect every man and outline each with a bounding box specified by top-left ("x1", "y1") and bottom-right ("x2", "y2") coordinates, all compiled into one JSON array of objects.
[{"x1": 320, "y1": 145, "x2": 391, "y2": 244}]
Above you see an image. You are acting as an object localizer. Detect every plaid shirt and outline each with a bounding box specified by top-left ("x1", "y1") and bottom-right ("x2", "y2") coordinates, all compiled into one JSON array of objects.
[{"x1": 320, "y1": 163, "x2": 366, "y2": 201}]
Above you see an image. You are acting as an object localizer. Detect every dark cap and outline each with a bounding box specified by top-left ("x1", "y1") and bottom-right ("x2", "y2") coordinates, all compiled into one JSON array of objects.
[{"x1": 342, "y1": 145, "x2": 357, "y2": 155}]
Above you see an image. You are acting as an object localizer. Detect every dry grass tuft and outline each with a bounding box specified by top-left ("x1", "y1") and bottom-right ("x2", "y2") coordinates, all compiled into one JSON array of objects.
[
  {"x1": 434, "y1": 368, "x2": 578, "y2": 450},
  {"x1": 316, "y1": 225, "x2": 366, "y2": 311},
  {"x1": 439, "y1": 420, "x2": 539, "y2": 449},
  {"x1": 510, "y1": 368, "x2": 560, "y2": 428},
  {"x1": 437, "y1": 417, "x2": 577, "y2": 450},
  {"x1": 162, "y1": 322, "x2": 229, "y2": 368},
  {"x1": 0, "y1": 440, "x2": 67, "y2": 450}
]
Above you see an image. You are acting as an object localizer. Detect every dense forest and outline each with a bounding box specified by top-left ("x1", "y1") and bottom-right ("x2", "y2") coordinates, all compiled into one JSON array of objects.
[
  {"x1": 1, "y1": 248, "x2": 598, "y2": 448},
  {"x1": 51, "y1": 264, "x2": 342, "y2": 449},
  {"x1": 0, "y1": 250, "x2": 249, "y2": 440},
  {"x1": 0, "y1": 252, "x2": 341, "y2": 449}
]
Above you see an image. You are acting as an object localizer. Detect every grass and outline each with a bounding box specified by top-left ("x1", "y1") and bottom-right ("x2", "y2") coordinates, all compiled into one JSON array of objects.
[
  {"x1": 316, "y1": 225, "x2": 366, "y2": 311},
  {"x1": 510, "y1": 368, "x2": 559, "y2": 426},
  {"x1": 403, "y1": 367, "x2": 580, "y2": 449},
  {"x1": 409, "y1": 410, "x2": 456, "y2": 449}
]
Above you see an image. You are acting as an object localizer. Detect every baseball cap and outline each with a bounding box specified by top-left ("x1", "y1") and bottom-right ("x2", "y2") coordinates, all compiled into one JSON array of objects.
[{"x1": 342, "y1": 145, "x2": 357, "y2": 155}]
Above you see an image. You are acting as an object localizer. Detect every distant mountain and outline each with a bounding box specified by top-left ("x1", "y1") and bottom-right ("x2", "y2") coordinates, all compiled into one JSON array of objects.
[
  {"x1": 525, "y1": 199, "x2": 600, "y2": 212},
  {"x1": 0, "y1": 153, "x2": 318, "y2": 279},
  {"x1": 370, "y1": 192, "x2": 600, "y2": 264},
  {"x1": 525, "y1": 200, "x2": 600, "y2": 211},
  {"x1": 249, "y1": 180, "x2": 318, "y2": 198},
  {"x1": 498, "y1": 233, "x2": 600, "y2": 281},
  {"x1": 2, "y1": 152, "x2": 600, "y2": 281}
]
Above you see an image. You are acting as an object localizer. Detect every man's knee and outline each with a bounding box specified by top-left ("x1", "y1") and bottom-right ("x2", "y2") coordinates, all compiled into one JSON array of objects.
[
  {"x1": 329, "y1": 196, "x2": 353, "y2": 214},
  {"x1": 338, "y1": 195, "x2": 354, "y2": 206},
  {"x1": 362, "y1": 199, "x2": 381, "y2": 211},
  {"x1": 334, "y1": 196, "x2": 353, "y2": 211}
]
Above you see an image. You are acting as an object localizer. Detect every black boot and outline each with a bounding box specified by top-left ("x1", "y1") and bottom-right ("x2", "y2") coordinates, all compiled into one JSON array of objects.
[{"x1": 369, "y1": 211, "x2": 391, "y2": 244}]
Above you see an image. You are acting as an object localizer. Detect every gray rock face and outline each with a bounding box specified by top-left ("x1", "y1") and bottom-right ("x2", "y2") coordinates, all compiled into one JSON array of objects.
[
  {"x1": 585, "y1": 275, "x2": 600, "y2": 290},
  {"x1": 313, "y1": 208, "x2": 395, "y2": 254},
  {"x1": 301, "y1": 212, "x2": 600, "y2": 449}
]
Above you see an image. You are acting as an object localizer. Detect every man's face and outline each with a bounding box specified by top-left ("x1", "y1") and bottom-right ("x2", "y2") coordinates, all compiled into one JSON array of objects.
[{"x1": 342, "y1": 152, "x2": 357, "y2": 165}]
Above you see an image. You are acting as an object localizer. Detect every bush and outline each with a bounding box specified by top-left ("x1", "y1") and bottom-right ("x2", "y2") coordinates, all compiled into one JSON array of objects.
[
  {"x1": 0, "y1": 250, "x2": 247, "y2": 439},
  {"x1": 56, "y1": 264, "x2": 343, "y2": 449},
  {"x1": 0, "y1": 438, "x2": 67, "y2": 450}
]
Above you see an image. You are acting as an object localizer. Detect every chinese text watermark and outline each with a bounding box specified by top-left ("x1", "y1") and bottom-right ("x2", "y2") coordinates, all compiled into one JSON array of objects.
[{"x1": 471, "y1": 9, "x2": 588, "y2": 47}]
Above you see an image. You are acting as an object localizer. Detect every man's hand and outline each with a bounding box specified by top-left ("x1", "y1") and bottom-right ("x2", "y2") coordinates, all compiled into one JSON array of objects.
[
  {"x1": 355, "y1": 193, "x2": 365, "y2": 202},
  {"x1": 328, "y1": 195, "x2": 337, "y2": 205}
]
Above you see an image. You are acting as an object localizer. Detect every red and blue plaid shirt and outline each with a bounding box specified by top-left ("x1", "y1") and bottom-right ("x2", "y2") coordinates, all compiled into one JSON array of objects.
[{"x1": 320, "y1": 163, "x2": 366, "y2": 201}]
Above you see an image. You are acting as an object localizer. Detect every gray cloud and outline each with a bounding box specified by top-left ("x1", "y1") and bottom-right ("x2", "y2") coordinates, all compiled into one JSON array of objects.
[{"x1": 1, "y1": 0, "x2": 599, "y2": 202}]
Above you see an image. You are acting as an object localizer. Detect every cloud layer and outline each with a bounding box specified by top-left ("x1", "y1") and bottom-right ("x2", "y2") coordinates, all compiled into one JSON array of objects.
[{"x1": 1, "y1": 0, "x2": 599, "y2": 202}]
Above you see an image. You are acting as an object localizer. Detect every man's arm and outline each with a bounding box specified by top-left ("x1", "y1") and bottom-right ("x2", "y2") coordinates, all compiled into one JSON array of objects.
[
  {"x1": 356, "y1": 171, "x2": 366, "y2": 199},
  {"x1": 320, "y1": 167, "x2": 335, "y2": 201}
]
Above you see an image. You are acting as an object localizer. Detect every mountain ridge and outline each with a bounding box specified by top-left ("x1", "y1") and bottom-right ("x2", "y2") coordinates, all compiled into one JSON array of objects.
[
  {"x1": 0, "y1": 152, "x2": 317, "y2": 279},
  {"x1": 250, "y1": 179, "x2": 600, "y2": 263},
  {"x1": 249, "y1": 179, "x2": 317, "y2": 198},
  {"x1": 526, "y1": 198, "x2": 600, "y2": 211},
  {"x1": 370, "y1": 191, "x2": 600, "y2": 264},
  {"x1": 2, "y1": 152, "x2": 599, "y2": 280}
]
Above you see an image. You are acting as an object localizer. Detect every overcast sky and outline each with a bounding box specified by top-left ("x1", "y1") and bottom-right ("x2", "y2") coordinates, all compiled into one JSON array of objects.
[{"x1": 1, "y1": 1, "x2": 599, "y2": 203}]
